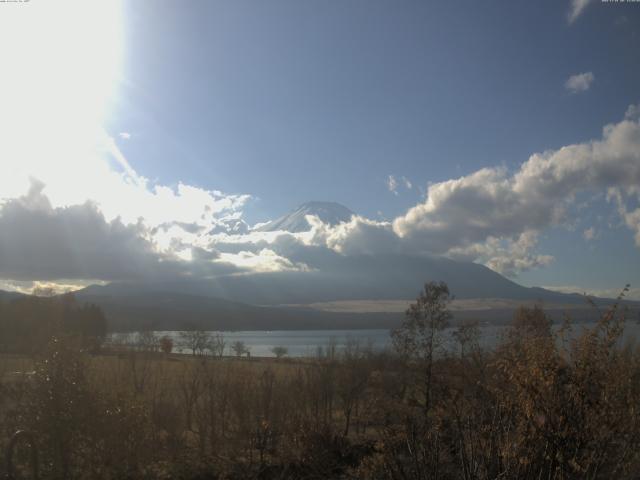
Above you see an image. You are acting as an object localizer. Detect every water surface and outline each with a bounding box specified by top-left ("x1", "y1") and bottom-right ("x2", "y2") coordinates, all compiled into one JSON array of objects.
[{"x1": 143, "y1": 322, "x2": 640, "y2": 357}]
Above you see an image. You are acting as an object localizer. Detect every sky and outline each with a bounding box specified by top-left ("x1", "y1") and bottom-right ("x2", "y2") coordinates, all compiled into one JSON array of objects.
[{"x1": 0, "y1": 0, "x2": 639, "y2": 299}]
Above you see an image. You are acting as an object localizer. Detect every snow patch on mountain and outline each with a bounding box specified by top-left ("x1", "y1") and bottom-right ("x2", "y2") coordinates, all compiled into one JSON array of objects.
[{"x1": 255, "y1": 201, "x2": 354, "y2": 233}]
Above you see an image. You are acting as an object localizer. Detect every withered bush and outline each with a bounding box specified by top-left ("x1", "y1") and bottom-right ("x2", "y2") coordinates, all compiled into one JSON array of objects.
[{"x1": 2, "y1": 284, "x2": 640, "y2": 479}]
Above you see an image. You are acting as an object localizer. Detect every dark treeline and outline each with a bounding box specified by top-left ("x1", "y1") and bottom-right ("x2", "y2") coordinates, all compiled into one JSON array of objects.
[
  {"x1": 0, "y1": 294, "x2": 106, "y2": 353},
  {"x1": 0, "y1": 283, "x2": 639, "y2": 479}
]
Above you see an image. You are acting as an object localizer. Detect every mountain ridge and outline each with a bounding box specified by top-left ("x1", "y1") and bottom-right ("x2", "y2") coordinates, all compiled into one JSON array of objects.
[
  {"x1": 1, "y1": 278, "x2": 636, "y2": 333},
  {"x1": 75, "y1": 255, "x2": 591, "y2": 306}
]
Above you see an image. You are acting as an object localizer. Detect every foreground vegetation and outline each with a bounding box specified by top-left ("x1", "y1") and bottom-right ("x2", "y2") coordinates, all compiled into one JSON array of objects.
[{"x1": 0, "y1": 284, "x2": 639, "y2": 479}]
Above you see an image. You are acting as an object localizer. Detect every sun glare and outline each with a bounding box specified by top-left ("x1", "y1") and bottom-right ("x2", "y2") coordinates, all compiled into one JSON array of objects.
[{"x1": 0, "y1": 0, "x2": 123, "y2": 203}]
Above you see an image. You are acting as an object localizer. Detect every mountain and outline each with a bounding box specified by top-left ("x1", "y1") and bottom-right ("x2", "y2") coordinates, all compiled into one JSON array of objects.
[
  {"x1": 1, "y1": 281, "x2": 633, "y2": 333},
  {"x1": 74, "y1": 245, "x2": 640, "y2": 332},
  {"x1": 7, "y1": 196, "x2": 635, "y2": 331},
  {"x1": 74, "y1": 275, "x2": 638, "y2": 332},
  {"x1": 247, "y1": 202, "x2": 597, "y2": 306},
  {"x1": 80, "y1": 254, "x2": 591, "y2": 306},
  {"x1": 74, "y1": 289, "x2": 402, "y2": 332},
  {"x1": 255, "y1": 201, "x2": 354, "y2": 232}
]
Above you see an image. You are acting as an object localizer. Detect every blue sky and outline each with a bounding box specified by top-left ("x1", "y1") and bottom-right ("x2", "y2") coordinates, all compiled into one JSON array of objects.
[
  {"x1": 111, "y1": 1, "x2": 639, "y2": 218},
  {"x1": 1, "y1": 0, "x2": 640, "y2": 298}
]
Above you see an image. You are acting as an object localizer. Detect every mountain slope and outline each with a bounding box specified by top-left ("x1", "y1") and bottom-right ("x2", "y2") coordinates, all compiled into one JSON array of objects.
[
  {"x1": 255, "y1": 201, "x2": 354, "y2": 232},
  {"x1": 75, "y1": 289, "x2": 402, "y2": 332},
  {"x1": 79, "y1": 254, "x2": 592, "y2": 306},
  {"x1": 0, "y1": 289, "x2": 26, "y2": 301},
  {"x1": 47, "y1": 198, "x2": 640, "y2": 330},
  {"x1": 75, "y1": 278, "x2": 638, "y2": 332}
]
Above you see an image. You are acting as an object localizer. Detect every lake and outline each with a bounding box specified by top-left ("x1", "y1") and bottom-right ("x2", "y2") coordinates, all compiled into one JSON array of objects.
[{"x1": 146, "y1": 321, "x2": 640, "y2": 357}]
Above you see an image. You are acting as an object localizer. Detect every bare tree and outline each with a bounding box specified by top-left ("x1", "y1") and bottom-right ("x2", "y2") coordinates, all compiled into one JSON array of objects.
[
  {"x1": 137, "y1": 330, "x2": 159, "y2": 352},
  {"x1": 209, "y1": 333, "x2": 226, "y2": 358},
  {"x1": 180, "y1": 330, "x2": 212, "y2": 356},
  {"x1": 392, "y1": 281, "x2": 452, "y2": 416},
  {"x1": 159, "y1": 335, "x2": 174, "y2": 355},
  {"x1": 231, "y1": 340, "x2": 247, "y2": 358},
  {"x1": 509, "y1": 304, "x2": 552, "y2": 341},
  {"x1": 271, "y1": 346, "x2": 288, "y2": 359},
  {"x1": 336, "y1": 339, "x2": 371, "y2": 436},
  {"x1": 452, "y1": 319, "x2": 480, "y2": 359}
]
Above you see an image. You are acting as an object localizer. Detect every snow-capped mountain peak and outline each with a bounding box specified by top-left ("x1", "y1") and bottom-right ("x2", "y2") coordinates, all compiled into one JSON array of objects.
[{"x1": 255, "y1": 201, "x2": 354, "y2": 232}]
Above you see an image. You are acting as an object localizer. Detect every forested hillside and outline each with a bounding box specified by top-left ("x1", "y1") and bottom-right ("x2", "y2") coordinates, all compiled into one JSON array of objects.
[{"x1": 0, "y1": 294, "x2": 106, "y2": 353}]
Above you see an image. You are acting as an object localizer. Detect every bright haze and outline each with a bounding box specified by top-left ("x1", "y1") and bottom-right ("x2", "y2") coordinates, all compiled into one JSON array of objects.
[{"x1": 1, "y1": 0, "x2": 640, "y2": 304}]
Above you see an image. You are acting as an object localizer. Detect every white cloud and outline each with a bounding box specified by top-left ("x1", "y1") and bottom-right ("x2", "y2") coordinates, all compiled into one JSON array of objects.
[
  {"x1": 568, "y1": 0, "x2": 592, "y2": 24},
  {"x1": 306, "y1": 215, "x2": 400, "y2": 256},
  {"x1": 218, "y1": 249, "x2": 309, "y2": 273},
  {"x1": 626, "y1": 104, "x2": 640, "y2": 121},
  {"x1": 544, "y1": 285, "x2": 640, "y2": 301},
  {"x1": 0, "y1": 129, "x2": 256, "y2": 277},
  {"x1": 583, "y1": 226, "x2": 596, "y2": 241},
  {"x1": 0, "y1": 181, "x2": 242, "y2": 282},
  {"x1": 387, "y1": 175, "x2": 399, "y2": 195},
  {"x1": 447, "y1": 231, "x2": 554, "y2": 278},
  {"x1": 608, "y1": 187, "x2": 640, "y2": 247},
  {"x1": 0, "y1": 131, "x2": 251, "y2": 235},
  {"x1": 118, "y1": 132, "x2": 131, "y2": 140},
  {"x1": 565, "y1": 72, "x2": 594, "y2": 93},
  {"x1": 387, "y1": 174, "x2": 413, "y2": 195},
  {"x1": 0, "y1": 279, "x2": 102, "y2": 296},
  {"x1": 390, "y1": 105, "x2": 640, "y2": 274}
]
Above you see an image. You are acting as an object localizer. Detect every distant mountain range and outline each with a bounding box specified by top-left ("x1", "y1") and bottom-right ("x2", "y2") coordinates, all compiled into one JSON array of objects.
[
  {"x1": 71, "y1": 251, "x2": 636, "y2": 332},
  {"x1": 79, "y1": 253, "x2": 590, "y2": 306},
  {"x1": 73, "y1": 289, "x2": 405, "y2": 332},
  {"x1": 2, "y1": 277, "x2": 630, "y2": 333}
]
